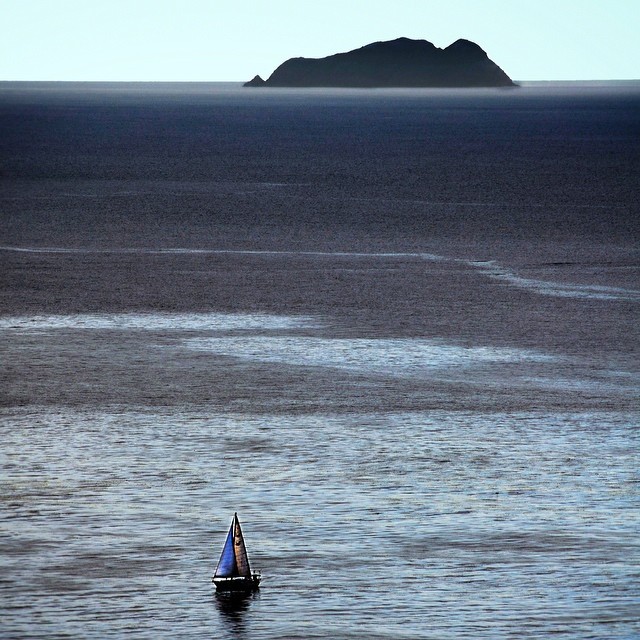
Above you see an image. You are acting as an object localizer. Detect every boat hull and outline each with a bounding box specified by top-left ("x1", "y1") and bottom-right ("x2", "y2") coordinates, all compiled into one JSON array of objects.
[{"x1": 213, "y1": 575, "x2": 261, "y2": 592}]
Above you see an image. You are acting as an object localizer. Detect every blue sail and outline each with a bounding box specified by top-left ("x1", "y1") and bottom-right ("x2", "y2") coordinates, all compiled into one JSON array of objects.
[{"x1": 215, "y1": 523, "x2": 237, "y2": 577}]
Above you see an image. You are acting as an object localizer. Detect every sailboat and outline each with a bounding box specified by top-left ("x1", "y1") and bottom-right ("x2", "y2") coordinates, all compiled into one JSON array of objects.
[{"x1": 212, "y1": 513, "x2": 261, "y2": 591}]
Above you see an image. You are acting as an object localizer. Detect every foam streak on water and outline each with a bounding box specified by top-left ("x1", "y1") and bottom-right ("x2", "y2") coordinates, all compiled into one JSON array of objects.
[{"x1": 3, "y1": 245, "x2": 639, "y2": 302}]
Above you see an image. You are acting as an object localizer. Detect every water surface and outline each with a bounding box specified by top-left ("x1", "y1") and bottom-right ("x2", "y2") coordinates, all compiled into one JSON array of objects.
[{"x1": 1, "y1": 82, "x2": 639, "y2": 639}]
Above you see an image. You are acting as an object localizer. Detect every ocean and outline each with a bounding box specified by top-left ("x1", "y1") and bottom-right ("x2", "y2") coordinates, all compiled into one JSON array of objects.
[{"x1": 1, "y1": 81, "x2": 639, "y2": 639}]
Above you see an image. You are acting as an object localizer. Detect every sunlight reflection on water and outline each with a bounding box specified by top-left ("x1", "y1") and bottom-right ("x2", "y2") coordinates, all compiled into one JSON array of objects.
[
  {"x1": 186, "y1": 335, "x2": 556, "y2": 374},
  {"x1": 0, "y1": 312, "x2": 319, "y2": 332}
]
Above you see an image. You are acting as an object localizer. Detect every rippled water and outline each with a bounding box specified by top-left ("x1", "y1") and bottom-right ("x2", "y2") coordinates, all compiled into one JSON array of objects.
[
  {"x1": 3, "y1": 406, "x2": 639, "y2": 638},
  {"x1": 1, "y1": 83, "x2": 639, "y2": 638}
]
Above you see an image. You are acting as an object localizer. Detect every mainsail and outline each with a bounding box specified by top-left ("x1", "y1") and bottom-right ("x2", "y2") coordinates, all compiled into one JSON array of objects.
[
  {"x1": 214, "y1": 513, "x2": 252, "y2": 579},
  {"x1": 233, "y1": 514, "x2": 252, "y2": 578}
]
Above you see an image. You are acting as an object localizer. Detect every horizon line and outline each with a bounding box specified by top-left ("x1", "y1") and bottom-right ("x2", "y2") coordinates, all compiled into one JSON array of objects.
[{"x1": 1, "y1": 78, "x2": 639, "y2": 84}]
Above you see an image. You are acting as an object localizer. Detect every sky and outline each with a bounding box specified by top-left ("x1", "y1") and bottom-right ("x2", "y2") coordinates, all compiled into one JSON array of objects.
[{"x1": 1, "y1": 0, "x2": 638, "y2": 82}]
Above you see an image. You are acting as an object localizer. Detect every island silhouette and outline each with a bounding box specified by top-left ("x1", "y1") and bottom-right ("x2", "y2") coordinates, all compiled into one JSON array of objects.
[{"x1": 244, "y1": 37, "x2": 515, "y2": 88}]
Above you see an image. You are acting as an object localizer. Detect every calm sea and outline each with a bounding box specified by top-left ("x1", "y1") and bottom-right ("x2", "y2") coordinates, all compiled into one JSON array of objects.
[{"x1": 1, "y1": 81, "x2": 639, "y2": 639}]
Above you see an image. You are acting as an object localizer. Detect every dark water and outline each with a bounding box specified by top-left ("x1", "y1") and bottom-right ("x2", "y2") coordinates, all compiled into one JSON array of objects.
[{"x1": 1, "y1": 82, "x2": 639, "y2": 638}]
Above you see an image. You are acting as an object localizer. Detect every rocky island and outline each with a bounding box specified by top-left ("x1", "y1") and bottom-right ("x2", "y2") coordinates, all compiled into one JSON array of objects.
[{"x1": 244, "y1": 37, "x2": 515, "y2": 88}]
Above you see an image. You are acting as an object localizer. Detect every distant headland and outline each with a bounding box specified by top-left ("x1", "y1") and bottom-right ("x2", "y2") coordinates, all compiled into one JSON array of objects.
[{"x1": 244, "y1": 38, "x2": 516, "y2": 88}]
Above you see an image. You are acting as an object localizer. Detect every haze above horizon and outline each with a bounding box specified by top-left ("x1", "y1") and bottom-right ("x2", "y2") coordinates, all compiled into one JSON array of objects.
[{"x1": 1, "y1": 0, "x2": 638, "y2": 82}]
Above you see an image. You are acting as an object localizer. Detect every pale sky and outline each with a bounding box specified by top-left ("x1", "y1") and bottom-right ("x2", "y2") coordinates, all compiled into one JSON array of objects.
[{"x1": 1, "y1": 0, "x2": 638, "y2": 82}]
